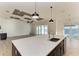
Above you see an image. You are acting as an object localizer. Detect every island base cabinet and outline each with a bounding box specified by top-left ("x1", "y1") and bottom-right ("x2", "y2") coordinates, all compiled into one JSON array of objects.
[
  {"x1": 12, "y1": 38, "x2": 65, "y2": 56},
  {"x1": 47, "y1": 40, "x2": 65, "y2": 56},
  {"x1": 12, "y1": 43, "x2": 21, "y2": 56}
]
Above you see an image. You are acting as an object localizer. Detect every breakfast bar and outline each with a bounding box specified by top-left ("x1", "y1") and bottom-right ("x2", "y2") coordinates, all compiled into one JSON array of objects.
[{"x1": 12, "y1": 35, "x2": 66, "y2": 56}]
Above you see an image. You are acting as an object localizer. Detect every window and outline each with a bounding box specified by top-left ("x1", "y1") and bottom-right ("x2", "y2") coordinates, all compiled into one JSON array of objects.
[
  {"x1": 64, "y1": 25, "x2": 79, "y2": 39},
  {"x1": 36, "y1": 25, "x2": 48, "y2": 35}
]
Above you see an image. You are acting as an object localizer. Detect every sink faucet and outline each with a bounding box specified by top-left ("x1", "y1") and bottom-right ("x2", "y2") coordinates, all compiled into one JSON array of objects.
[
  {"x1": 52, "y1": 34, "x2": 54, "y2": 38},
  {"x1": 48, "y1": 34, "x2": 50, "y2": 38},
  {"x1": 48, "y1": 33, "x2": 54, "y2": 38}
]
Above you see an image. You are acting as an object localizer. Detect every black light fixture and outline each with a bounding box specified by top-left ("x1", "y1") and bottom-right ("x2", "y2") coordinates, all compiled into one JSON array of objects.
[
  {"x1": 32, "y1": 2, "x2": 39, "y2": 19},
  {"x1": 49, "y1": 6, "x2": 54, "y2": 23}
]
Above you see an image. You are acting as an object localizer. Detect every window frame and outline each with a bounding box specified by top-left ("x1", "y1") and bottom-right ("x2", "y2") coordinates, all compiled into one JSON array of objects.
[{"x1": 36, "y1": 25, "x2": 48, "y2": 35}]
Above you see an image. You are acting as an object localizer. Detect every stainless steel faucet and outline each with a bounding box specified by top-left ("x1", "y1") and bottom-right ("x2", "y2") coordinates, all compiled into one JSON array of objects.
[
  {"x1": 48, "y1": 33, "x2": 54, "y2": 38},
  {"x1": 48, "y1": 34, "x2": 50, "y2": 38}
]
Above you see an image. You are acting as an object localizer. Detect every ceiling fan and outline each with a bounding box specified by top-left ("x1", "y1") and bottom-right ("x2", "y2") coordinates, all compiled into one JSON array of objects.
[
  {"x1": 10, "y1": 16, "x2": 28, "y2": 22},
  {"x1": 10, "y1": 16, "x2": 34, "y2": 24},
  {"x1": 11, "y1": 9, "x2": 44, "y2": 21},
  {"x1": 12, "y1": 9, "x2": 32, "y2": 17}
]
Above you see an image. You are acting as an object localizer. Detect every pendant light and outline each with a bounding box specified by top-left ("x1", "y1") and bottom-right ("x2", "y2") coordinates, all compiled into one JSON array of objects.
[
  {"x1": 32, "y1": 2, "x2": 39, "y2": 19},
  {"x1": 49, "y1": 5, "x2": 54, "y2": 23}
]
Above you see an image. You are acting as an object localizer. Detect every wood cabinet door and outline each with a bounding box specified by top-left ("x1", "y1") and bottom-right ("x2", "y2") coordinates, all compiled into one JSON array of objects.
[{"x1": 12, "y1": 43, "x2": 21, "y2": 56}]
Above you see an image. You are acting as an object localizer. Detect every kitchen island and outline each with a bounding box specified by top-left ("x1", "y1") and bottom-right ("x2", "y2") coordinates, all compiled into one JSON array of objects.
[{"x1": 12, "y1": 35, "x2": 66, "y2": 56}]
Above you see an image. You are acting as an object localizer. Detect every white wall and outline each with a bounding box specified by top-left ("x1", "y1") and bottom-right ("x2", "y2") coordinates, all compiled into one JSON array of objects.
[
  {"x1": 55, "y1": 17, "x2": 65, "y2": 35},
  {"x1": 54, "y1": 2, "x2": 79, "y2": 35},
  {"x1": 0, "y1": 18, "x2": 31, "y2": 37}
]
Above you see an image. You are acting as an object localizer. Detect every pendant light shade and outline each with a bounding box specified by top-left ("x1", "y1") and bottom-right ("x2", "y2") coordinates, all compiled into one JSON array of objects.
[
  {"x1": 49, "y1": 6, "x2": 54, "y2": 23},
  {"x1": 32, "y1": 12, "x2": 39, "y2": 19},
  {"x1": 32, "y1": 2, "x2": 39, "y2": 19},
  {"x1": 49, "y1": 19, "x2": 54, "y2": 22}
]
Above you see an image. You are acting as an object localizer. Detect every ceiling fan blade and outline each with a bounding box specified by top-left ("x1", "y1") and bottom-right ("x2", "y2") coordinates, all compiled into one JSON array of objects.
[
  {"x1": 27, "y1": 21, "x2": 30, "y2": 23},
  {"x1": 13, "y1": 9, "x2": 32, "y2": 17},
  {"x1": 10, "y1": 16, "x2": 20, "y2": 20},
  {"x1": 13, "y1": 9, "x2": 24, "y2": 16},
  {"x1": 10, "y1": 16, "x2": 27, "y2": 22},
  {"x1": 36, "y1": 18, "x2": 44, "y2": 21},
  {"x1": 24, "y1": 17, "x2": 32, "y2": 20},
  {"x1": 23, "y1": 12, "x2": 32, "y2": 17},
  {"x1": 27, "y1": 21, "x2": 34, "y2": 23},
  {"x1": 30, "y1": 21, "x2": 34, "y2": 23}
]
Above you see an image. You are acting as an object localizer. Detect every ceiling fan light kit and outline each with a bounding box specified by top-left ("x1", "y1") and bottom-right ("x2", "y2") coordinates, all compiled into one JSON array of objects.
[
  {"x1": 32, "y1": 12, "x2": 39, "y2": 19},
  {"x1": 31, "y1": 1, "x2": 40, "y2": 19}
]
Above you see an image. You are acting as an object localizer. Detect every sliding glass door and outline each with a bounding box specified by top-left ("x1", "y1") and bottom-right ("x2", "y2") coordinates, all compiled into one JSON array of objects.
[{"x1": 64, "y1": 25, "x2": 79, "y2": 39}]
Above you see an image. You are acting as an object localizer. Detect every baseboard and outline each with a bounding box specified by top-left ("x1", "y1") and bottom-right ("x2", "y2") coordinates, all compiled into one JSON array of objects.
[{"x1": 7, "y1": 34, "x2": 34, "y2": 40}]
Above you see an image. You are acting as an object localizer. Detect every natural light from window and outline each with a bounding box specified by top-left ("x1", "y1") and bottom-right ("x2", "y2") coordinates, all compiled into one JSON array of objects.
[{"x1": 36, "y1": 25, "x2": 48, "y2": 35}]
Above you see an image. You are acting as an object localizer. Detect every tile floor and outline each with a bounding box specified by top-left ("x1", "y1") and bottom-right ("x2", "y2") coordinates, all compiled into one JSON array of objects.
[{"x1": 64, "y1": 38, "x2": 79, "y2": 56}]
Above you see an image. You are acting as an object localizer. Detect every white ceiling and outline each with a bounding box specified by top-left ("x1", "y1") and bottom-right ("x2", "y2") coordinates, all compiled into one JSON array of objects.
[
  {"x1": 0, "y1": 2, "x2": 79, "y2": 24},
  {"x1": 0, "y1": 2, "x2": 51, "y2": 20}
]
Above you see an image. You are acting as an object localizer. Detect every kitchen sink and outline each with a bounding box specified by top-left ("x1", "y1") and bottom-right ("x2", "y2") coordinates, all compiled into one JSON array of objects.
[{"x1": 49, "y1": 38, "x2": 60, "y2": 42}]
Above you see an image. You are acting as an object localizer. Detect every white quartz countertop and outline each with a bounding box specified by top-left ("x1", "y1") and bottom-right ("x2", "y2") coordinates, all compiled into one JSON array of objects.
[{"x1": 12, "y1": 35, "x2": 65, "y2": 56}]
